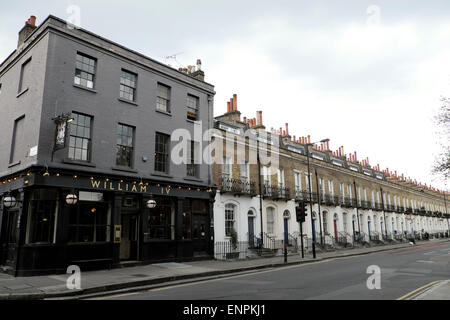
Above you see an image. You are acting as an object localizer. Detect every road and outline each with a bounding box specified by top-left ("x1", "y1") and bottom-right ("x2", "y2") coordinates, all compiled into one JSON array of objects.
[{"x1": 93, "y1": 241, "x2": 450, "y2": 300}]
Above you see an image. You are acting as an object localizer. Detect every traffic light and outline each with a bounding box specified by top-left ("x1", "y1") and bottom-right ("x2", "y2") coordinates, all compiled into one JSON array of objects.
[{"x1": 296, "y1": 201, "x2": 308, "y2": 223}]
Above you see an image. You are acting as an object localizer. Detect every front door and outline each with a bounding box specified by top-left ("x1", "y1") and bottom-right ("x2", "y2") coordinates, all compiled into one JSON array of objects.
[
  {"x1": 284, "y1": 218, "x2": 289, "y2": 245},
  {"x1": 248, "y1": 216, "x2": 255, "y2": 247},
  {"x1": 0, "y1": 210, "x2": 19, "y2": 267},
  {"x1": 120, "y1": 214, "x2": 139, "y2": 261},
  {"x1": 334, "y1": 220, "x2": 338, "y2": 240},
  {"x1": 192, "y1": 214, "x2": 208, "y2": 256}
]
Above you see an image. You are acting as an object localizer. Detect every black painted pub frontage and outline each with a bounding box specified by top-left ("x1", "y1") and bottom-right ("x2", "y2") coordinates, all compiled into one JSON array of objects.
[{"x1": 0, "y1": 168, "x2": 215, "y2": 276}]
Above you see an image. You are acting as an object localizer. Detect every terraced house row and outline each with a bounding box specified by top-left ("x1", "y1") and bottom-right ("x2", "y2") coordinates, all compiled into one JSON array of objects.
[
  {"x1": 0, "y1": 15, "x2": 448, "y2": 276},
  {"x1": 212, "y1": 97, "x2": 449, "y2": 259}
]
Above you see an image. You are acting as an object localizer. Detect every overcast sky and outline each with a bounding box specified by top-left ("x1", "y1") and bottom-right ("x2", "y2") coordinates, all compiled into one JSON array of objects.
[{"x1": 1, "y1": 0, "x2": 449, "y2": 190}]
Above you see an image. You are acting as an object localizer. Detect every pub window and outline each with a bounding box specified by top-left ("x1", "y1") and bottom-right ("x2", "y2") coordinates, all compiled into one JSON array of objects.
[
  {"x1": 146, "y1": 197, "x2": 175, "y2": 240},
  {"x1": 187, "y1": 140, "x2": 198, "y2": 177},
  {"x1": 9, "y1": 115, "x2": 25, "y2": 164},
  {"x1": 18, "y1": 57, "x2": 31, "y2": 93},
  {"x1": 74, "y1": 52, "x2": 96, "y2": 89},
  {"x1": 182, "y1": 199, "x2": 192, "y2": 240},
  {"x1": 156, "y1": 83, "x2": 171, "y2": 113},
  {"x1": 119, "y1": 70, "x2": 137, "y2": 102},
  {"x1": 68, "y1": 202, "x2": 111, "y2": 243},
  {"x1": 155, "y1": 132, "x2": 170, "y2": 173},
  {"x1": 68, "y1": 112, "x2": 92, "y2": 161},
  {"x1": 116, "y1": 123, "x2": 134, "y2": 167},
  {"x1": 186, "y1": 94, "x2": 199, "y2": 121},
  {"x1": 25, "y1": 189, "x2": 58, "y2": 244}
]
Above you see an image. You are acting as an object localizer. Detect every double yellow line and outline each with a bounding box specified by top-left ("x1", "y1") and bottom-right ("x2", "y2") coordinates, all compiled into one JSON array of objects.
[{"x1": 397, "y1": 280, "x2": 443, "y2": 300}]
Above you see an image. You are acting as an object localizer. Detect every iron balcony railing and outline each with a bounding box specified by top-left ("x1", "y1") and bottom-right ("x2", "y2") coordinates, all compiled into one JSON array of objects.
[
  {"x1": 374, "y1": 202, "x2": 383, "y2": 211},
  {"x1": 341, "y1": 197, "x2": 357, "y2": 208},
  {"x1": 295, "y1": 190, "x2": 319, "y2": 203},
  {"x1": 221, "y1": 175, "x2": 257, "y2": 196},
  {"x1": 360, "y1": 200, "x2": 371, "y2": 210},
  {"x1": 321, "y1": 194, "x2": 339, "y2": 206},
  {"x1": 263, "y1": 184, "x2": 290, "y2": 200},
  {"x1": 386, "y1": 204, "x2": 396, "y2": 212}
]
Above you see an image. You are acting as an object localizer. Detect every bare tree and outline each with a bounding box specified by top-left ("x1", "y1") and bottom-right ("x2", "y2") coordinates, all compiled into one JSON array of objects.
[{"x1": 432, "y1": 97, "x2": 450, "y2": 180}]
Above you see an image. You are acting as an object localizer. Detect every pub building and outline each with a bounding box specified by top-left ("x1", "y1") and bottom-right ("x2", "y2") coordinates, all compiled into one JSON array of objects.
[{"x1": 0, "y1": 15, "x2": 216, "y2": 276}]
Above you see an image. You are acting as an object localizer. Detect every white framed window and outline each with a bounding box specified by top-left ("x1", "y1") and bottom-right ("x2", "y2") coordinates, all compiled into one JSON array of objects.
[
  {"x1": 263, "y1": 166, "x2": 271, "y2": 186},
  {"x1": 328, "y1": 180, "x2": 334, "y2": 198},
  {"x1": 277, "y1": 169, "x2": 285, "y2": 188},
  {"x1": 225, "y1": 203, "x2": 236, "y2": 237},
  {"x1": 222, "y1": 156, "x2": 231, "y2": 177},
  {"x1": 294, "y1": 171, "x2": 302, "y2": 191},
  {"x1": 266, "y1": 207, "x2": 275, "y2": 234}
]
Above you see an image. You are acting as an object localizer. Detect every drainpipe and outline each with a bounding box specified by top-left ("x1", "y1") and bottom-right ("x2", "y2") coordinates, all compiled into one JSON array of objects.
[
  {"x1": 353, "y1": 181, "x2": 361, "y2": 236},
  {"x1": 315, "y1": 169, "x2": 323, "y2": 246},
  {"x1": 257, "y1": 138, "x2": 264, "y2": 249}
]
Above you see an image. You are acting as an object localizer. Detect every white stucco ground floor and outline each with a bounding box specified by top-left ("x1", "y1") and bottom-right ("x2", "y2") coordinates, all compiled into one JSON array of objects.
[{"x1": 213, "y1": 193, "x2": 450, "y2": 259}]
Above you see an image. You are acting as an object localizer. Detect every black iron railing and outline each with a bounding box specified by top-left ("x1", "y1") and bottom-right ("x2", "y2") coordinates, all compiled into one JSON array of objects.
[{"x1": 214, "y1": 240, "x2": 248, "y2": 260}]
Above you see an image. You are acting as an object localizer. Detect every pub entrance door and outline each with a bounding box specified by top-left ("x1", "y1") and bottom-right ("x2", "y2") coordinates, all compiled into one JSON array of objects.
[
  {"x1": 192, "y1": 214, "x2": 208, "y2": 257},
  {"x1": 0, "y1": 209, "x2": 19, "y2": 268},
  {"x1": 120, "y1": 213, "x2": 139, "y2": 261}
]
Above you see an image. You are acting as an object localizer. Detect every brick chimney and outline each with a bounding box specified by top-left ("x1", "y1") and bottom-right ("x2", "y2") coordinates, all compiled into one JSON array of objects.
[
  {"x1": 18, "y1": 15, "x2": 37, "y2": 48},
  {"x1": 189, "y1": 58, "x2": 205, "y2": 81}
]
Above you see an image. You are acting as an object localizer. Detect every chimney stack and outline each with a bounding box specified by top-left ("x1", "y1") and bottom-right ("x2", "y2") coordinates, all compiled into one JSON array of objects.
[
  {"x1": 189, "y1": 59, "x2": 205, "y2": 81},
  {"x1": 285, "y1": 123, "x2": 289, "y2": 136},
  {"x1": 18, "y1": 15, "x2": 37, "y2": 48},
  {"x1": 233, "y1": 94, "x2": 237, "y2": 111},
  {"x1": 256, "y1": 111, "x2": 263, "y2": 126}
]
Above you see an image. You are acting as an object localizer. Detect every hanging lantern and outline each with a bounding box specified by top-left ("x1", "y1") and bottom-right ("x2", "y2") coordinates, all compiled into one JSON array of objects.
[
  {"x1": 66, "y1": 194, "x2": 78, "y2": 205},
  {"x1": 2, "y1": 196, "x2": 17, "y2": 208},
  {"x1": 146, "y1": 199, "x2": 157, "y2": 209}
]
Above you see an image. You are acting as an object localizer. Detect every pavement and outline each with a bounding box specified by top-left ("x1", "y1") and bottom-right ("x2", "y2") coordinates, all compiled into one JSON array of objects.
[{"x1": 0, "y1": 238, "x2": 449, "y2": 300}]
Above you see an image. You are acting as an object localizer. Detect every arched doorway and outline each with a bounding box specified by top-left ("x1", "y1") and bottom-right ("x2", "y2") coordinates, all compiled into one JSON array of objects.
[
  {"x1": 333, "y1": 213, "x2": 339, "y2": 240},
  {"x1": 248, "y1": 210, "x2": 256, "y2": 247},
  {"x1": 343, "y1": 212, "x2": 348, "y2": 233}
]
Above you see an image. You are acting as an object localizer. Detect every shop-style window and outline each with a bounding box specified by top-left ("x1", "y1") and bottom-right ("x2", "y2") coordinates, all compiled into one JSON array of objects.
[
  {"x1": 69, "y1": 112, "x2": 92, "y2": 161},
  {"x1": 68, "y1": 200, "x2": 110, "y2": 243},
  {"x1": 146, "y1": 197, "x2": 175, "y2": 240},
  {"x1": 26, "y1": 189, "x2": 58, "y2": 244},
  {"x1": 74, "y1": 53, "x2": 96, "y2": 89},
  {"x1": 116, "y1": 124, "x2": 134, "y2": 167}
]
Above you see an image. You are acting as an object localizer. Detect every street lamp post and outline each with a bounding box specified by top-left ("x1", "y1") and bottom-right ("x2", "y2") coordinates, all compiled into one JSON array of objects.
[
  {"x1": 305, "y1": 138, "x2": 329, "y2": 259},
  {"x1": 444, "y1": 191, "x2": 449, "y2": 236}
]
